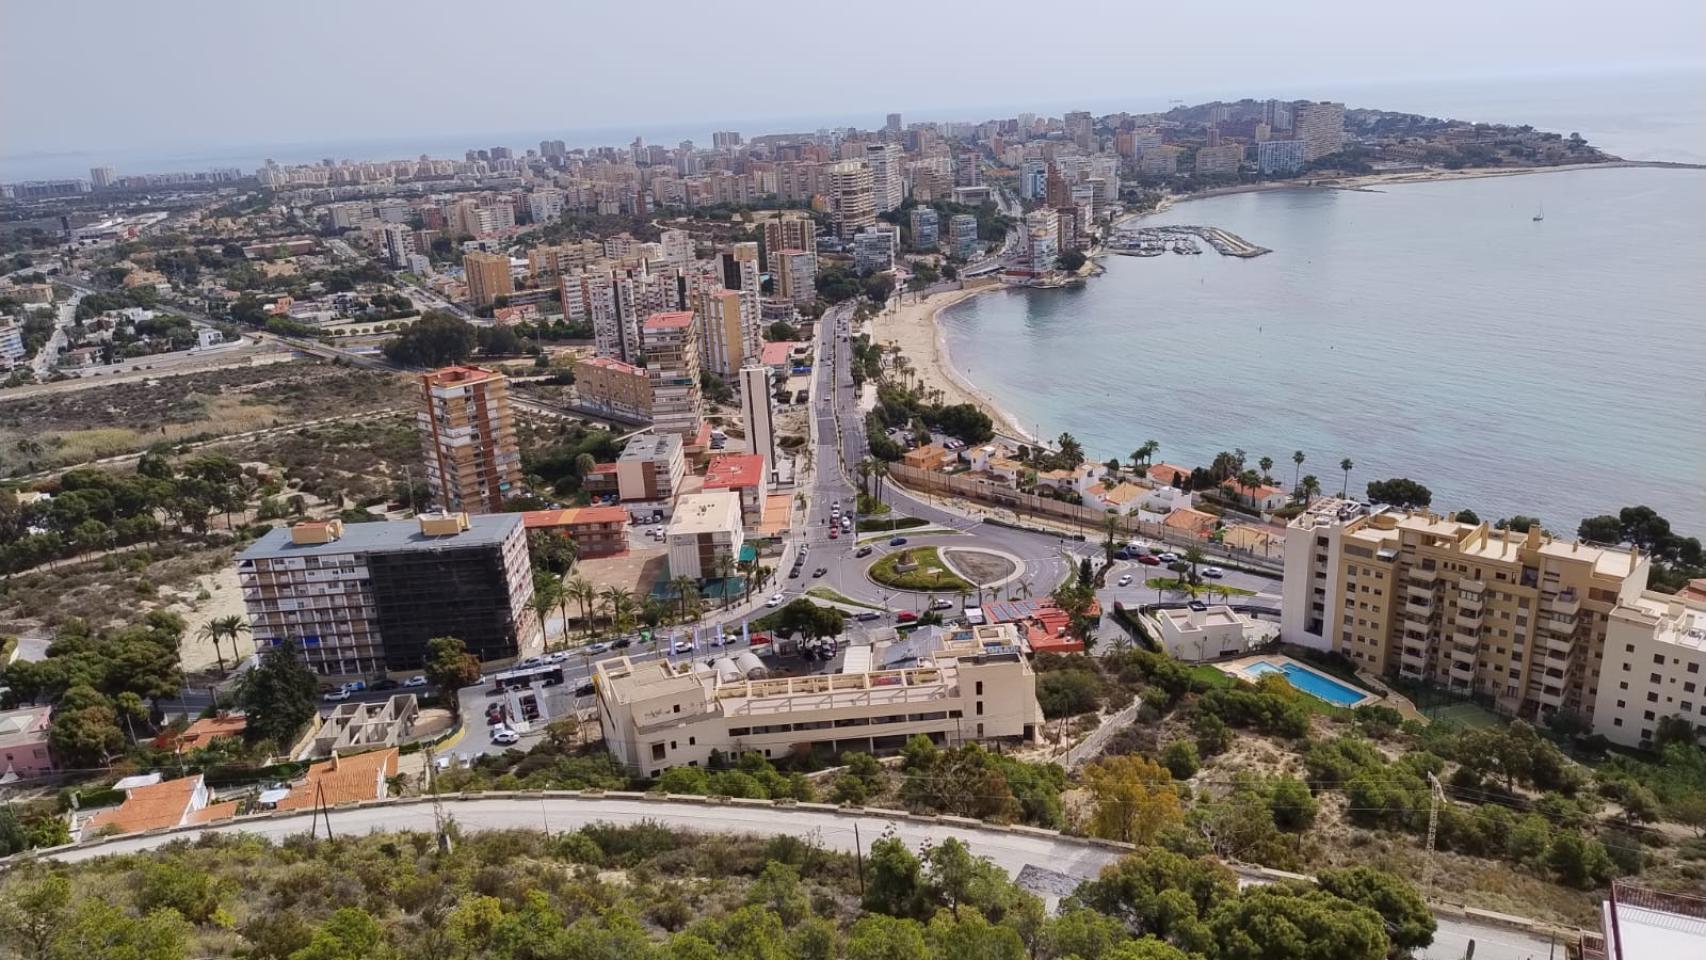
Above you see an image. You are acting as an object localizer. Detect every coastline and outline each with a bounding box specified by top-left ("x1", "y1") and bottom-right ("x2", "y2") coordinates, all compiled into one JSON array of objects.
[
  {"x1": 1114, "y1": 159, "x2": 1697, "y2": 227},
  {"x1": 868, "y1": 282, "x2": 1036, "y2": 444}
]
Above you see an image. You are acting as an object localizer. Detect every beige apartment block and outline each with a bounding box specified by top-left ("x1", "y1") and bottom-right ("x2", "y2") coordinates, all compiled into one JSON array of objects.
[
  {"x1": 462, "y1": 251, "x2": 513, "y2": 309},
  {"x1": 574, "y1": 355, "x2": 652, "y2": 421},
  {"x1": 418, "y1": 365, "x2": 522, "y2": 515},
  {"x1": 596, "y1": 624, "x2": 1044, "y2": 776},
  {"x1": 665, "y1": 490, "x2": 744, "y2": 580},
  {"x1": 642, "y1": 310, "x2": 704, "y2": 437},
  {"x1": 1282, "y1": 500, "x2": 1647, "y2": 722}
]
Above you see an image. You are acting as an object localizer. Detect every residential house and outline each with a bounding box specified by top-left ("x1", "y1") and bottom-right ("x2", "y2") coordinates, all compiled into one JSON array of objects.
[
  {"x1": 902, "y1": 443, "x2": 953, "y2": 473},
  {"x1": 1147, "y1": 463, "x2": 1194, "y2": 488},
  {"x1": 1087, "y1": 482, "x2": 1146, "y2": 515},
  {"x1": 152, "y1": 713, "x2": 247, "y2": 754},
  {"x1": 83, "y1": 773, "x2": 238, "y2": 837},
  {"x1": 1221, "y1": 479, "x2": 1290, "y2": 513},
  {"x1": 1163, "y1": 507, "x2": 1219, "y2": 539},
  {"x1": 0, "y1": 705, "x2": 55, "y2": 779},
  {"x1": 1138, "y1": 484, "x2": 1194, "y2": 515},
  {"x1": 273, "y1": 747, "x2": 399, "y2": 811},
  {"x1": 1151, "y1": 603, "x2": 1261, "y2": 662}
]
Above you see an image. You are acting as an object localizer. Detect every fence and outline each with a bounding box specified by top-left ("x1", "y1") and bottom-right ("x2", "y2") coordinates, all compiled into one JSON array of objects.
[{"x1": 884, "y1": 463, "x2": 1284, "y2": 574}]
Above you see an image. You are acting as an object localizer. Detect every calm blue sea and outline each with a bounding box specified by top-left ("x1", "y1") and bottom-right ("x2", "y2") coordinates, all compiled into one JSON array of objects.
[{"x1": 939, "y1": 165, "x2": 1706, "y2": 533}]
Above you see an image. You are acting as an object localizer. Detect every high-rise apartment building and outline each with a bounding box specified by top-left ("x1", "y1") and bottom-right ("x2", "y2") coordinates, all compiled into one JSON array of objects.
[
  {"x1": 1281, "y1": 500, "x2": 1647, "y2": 722},
  {"x1": 380, "y1": 224, "x2": 416, "y2": 268},
  {"x1": 712, "y1": 131, "x2": 743, "y2": 149},
  {"x1": 885, "y1": 113, "x2": 903, "y2": 136},
  {"x1": 642, "y1": 311, "x2": 704, "y2": 437},
  {"x1": 853, "y1": 228, "x2": 896, "y2": 273},
  {"x1": 740, "y1": 363, "x2": 777, "y2": 480},
  {"x1": 236, "y1": 513, "x2": 536, "y2": 677},
  {"x1": 1019, "y1": 210, "x2": 1058, "y2": 275},
  {"x1": 865, "y1": 143, "x2": 904, "y2": 213},
  {"x1": 949, "y1": 215, "x2": 979, "y2": 260},
  {"x1": 760, "y1": 217, "x2": 817, "y2": 269},
  {"x1": 1194, "y1": 143, "x2": 1244, "y2": 176},
  {"x1": 1258, "y1": 140, "x2": 1307, "y2": 176},
  {"x1": 1293, "y1": 101, "x2": 1346, "y2": 161},
  {"x1": 828, "y1": 161, "x2": 877, "y2": 238},
  {"x1": 573, "y1": 356, "x2": 652, "y2": 422},
  {"x1": 90, "y1": 166, "x2": 116, "y2": 189},
  {"x1": 773, "y1": 249, "x2": 817, "y2": 305},
  {"x1": 697, "y1": 287, "x2": 751, "y2": 380},
  {"x1": 909, "y1": 207, "x2": 940, "y2": 251},
  {"x1": 418, "y1": 365, "x2": 523, "y2": 515},
  {"x1": 661, "y1": 229, "x2": 695, "y2": 267},
  {"x1": 462, "y1": 251, "x2": 513, "y2": 309}
]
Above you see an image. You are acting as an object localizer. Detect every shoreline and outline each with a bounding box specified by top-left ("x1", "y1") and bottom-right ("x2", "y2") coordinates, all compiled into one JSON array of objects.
[
  {"x1": 868, "y1": 282, "x2": 1036, "y2": 445},
  {"x1": 905, "y1": 160, "x2": 1702, "y2": 453},
  {"x1": 1114, "y1": 159, "x2": 1700, "y2": 228}
]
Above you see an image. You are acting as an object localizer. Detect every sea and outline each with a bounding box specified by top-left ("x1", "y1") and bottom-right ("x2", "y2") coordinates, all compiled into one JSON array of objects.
[{"x1": 939, "y1": 163, "x2": 1706, "y2": 534}]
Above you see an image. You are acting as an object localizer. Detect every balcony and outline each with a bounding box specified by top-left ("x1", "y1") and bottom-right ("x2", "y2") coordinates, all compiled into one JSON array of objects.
[
  {"x1": 1532, "y1": 684, "x2": 1566, "y2": 709},
  {"x1": 1544, "y1": 630, "x2": 1575, "y2": 658},
  {"x1": 1542, "y1": 590, "x2": 1582, "y2": 617},
  {"x1": 1457, "y1": 590, "x2": 1484, "y2": 612},
  {"x1": 1408, "y1": 565, "x2": 1440, "y2": 585},
  {"x1": 1400, "y1": 647, "x2": 1429, "y2": 674},
  {"x1": 1405, "y1": 581, "x2": 1436, "y2": 602},
  {"x1": 1448, "y1": 657, "x2": 1475, "y2": 679},
  {"x1": 1454, "y1": 609, "x2": 1483, "y2": 631}
]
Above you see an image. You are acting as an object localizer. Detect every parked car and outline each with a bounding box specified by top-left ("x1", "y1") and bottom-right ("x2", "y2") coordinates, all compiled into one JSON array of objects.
[
  {"x1": 403, "y1": 675, "x2": 428, "y2": 688},
  {"x1": 789, "y1": 567, "x2": 801, "y2": 579},
  {"x1": 370, "y1": 679, "x2": 400, "y2": 691},
  {"x1": 767, "y1": 593, "x2": 785, "y2": 607},
  {"x1": 855, "y1": 546, "x2": 873, "y2": 558},
  {"x1": 812, "y1": 567, "x2": 827, "y2": 578},
  {"x1": 490, "y1": 726, "x2": 520, "y2": 746},
  {"x1": 855, "y1": 611, "x2": 882, "y2": 622},
  {"x1": 1202, "y1": 566, "x2": 1226, "y2": 579},
  {"x1": 321, "y1": 689, "x2": 352, "y2": 703},
  {"x1": 485, "y1": 705, "x2": 505, "y2": 725},
  {"x1": 889, "y1": 537, "x2": 908, "y2": 546},
  {"x1": 587, "y1": 641, "x2": 613, "y2": 654},
  {"x1": 1137, "y1": 554, "x2": 1162, "y2": 566}
]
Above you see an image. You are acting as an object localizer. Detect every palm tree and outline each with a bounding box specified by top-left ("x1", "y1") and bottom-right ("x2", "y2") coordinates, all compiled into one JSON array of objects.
[
  {"x1": 856, "y1": 457, "x2": 874, "y2": 499},
  {"x1": 1339, "y1": 458, "x2": 1354, "y2": 497},
  {"x1": 669, "y1": 574, "x2": 699, "y2": 623},
  {"x1": 600, "y1": 587, "x2": 638, "y2": 637},
  {"x1": 870, "y1": 459, "x2": 890, "y2": 506},
  {"x1": 199, "y1": 615, "x2": 246, "y2": 673},
  {"x1": 1301, "y1": 474, "x2": 1322, "y2": 505},
  {"x1": 1258, "y1": 456, "x2": 1274, "y2": 483},
  {"x1": 1292, "y1": 451, "x2": 1306, "y2": 493},
  {"x1": 1102, "y1": 513, "x2": 1123, "y2": 565},
  {"x1": 711, "y1": 554, "x2": 737, "y2": 605},
  {"x1": 1131, "y1": 440, "x2": 1159, "y2": 471},
  {"x1": 1183, "y1": 545, "x2": 1205, "y2": 586},
  {"x1": 566, "y1": 576, "x2": 597, "y2": 635},
  {"x1": 531, "y1": 576, "x2": 563, "y2": 648}
]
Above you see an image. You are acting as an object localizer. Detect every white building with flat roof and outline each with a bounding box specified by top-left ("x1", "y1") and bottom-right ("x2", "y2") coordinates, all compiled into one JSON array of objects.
[
  {"x1": 1593, "y1": 592, "x2": 1706, "y2": 749},
  {"x1": 596, "y1": 623, "x2": 1044, "y2": 776},
  {"x1": 1151, "y1": 603, "x2": 1262, "y2": 662},
  {"x1": 666, "y1": 491, "x2": 744, "y2": 580}
]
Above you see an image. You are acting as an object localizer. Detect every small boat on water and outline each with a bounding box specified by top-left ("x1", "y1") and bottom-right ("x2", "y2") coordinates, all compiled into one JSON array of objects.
[{"x1": 1532, "y1": 202, "x2": 1544, "y2": 222}]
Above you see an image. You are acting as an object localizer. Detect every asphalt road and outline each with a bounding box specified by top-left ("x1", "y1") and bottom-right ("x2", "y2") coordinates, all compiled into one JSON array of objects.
[{"x1": 40, "y1": 795, "x2": 1563, "y2": 960}]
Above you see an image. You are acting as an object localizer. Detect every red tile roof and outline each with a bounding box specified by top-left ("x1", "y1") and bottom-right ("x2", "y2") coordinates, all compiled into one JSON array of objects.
[
  {"x1": 521, "y1": 506, "x2": 632, "y2": 529},
  {"x1": 704, "y1": 454, "x2": 764, "y2": 489},
  {"x1": 1148, "y1": 463, "x2": 1194, "y2": 486},
  {"x1": 275, "y1": 748, "x2": 398, "y2": 811},
  {"x1": 581, "y1": 356, "x2": 643, "y2": 376},
  {"x1": 85, "y1": 775, "x2": 204, "y2": 835},
  {"x1": 642, "y1": 310, "x2": 694, "y2": 330},
  {"x1": 153, "y1": 714, "x2": 247, "y2": 752},
  {"x1": 761, "y1": 341, "x2": 806, "y2": 366},
  {"x1": 422, "y1": 364, "x2": 500, "y2": 386}
]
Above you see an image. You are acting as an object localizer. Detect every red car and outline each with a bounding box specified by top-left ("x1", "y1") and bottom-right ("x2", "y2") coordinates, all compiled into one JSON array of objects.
[
  {"x1": 896, "y1": 610, "x2": 918, "y2": 623},
  {"x1": 1137, "y1": 554, "x2": 1162, "y2": 566},
  {"x1": 829, "y1": 527, "x2": 839, "y2": 539}
]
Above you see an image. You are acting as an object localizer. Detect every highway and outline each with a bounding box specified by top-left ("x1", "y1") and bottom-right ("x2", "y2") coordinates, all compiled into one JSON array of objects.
[{"x1": 37, "y1": 795, "x2": 1563, "y2": 960}]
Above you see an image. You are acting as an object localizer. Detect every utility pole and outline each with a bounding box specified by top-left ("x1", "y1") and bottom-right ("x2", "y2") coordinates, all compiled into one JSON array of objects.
[
  {"x1": 1424, "y1": 771, "x2": 1444, "y2": 898},
  {"x1": 853, "y1": 821, "x2": 865, "y2": 898},
  {"x1": 425, "y1": 743, "x2": 452, "y2": 854}
]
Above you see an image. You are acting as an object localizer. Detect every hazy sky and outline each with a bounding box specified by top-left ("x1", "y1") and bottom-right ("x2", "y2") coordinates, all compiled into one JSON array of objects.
[{"x1": 3, "y1": 0, "x2": 1703, "y2": 158}]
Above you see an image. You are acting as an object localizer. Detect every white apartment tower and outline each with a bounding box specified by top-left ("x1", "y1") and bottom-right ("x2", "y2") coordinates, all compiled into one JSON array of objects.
[
  {"x1": 740, "y1": 363, "x2": 776, "y2": 480},
  {"x1": 828, "y1": 161, "x2": 877, "y2": 239},
  {"x1": 865, "y1": 143, "x2": 904, "y2": 213}
]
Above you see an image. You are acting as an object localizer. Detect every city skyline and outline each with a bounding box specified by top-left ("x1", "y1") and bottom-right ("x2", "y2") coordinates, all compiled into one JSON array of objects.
[{"x1": 3, "y1": 0, "x2": 1702, "y2": 168}]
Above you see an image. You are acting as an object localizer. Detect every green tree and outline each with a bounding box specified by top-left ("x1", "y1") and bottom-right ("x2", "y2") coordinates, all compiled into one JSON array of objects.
[
  {"x1": 1315, "y1": 867, "x2": 1435, "y2": 952},
  {"x1": 1364, "y1": 477, "x2": 1433, "y2": 509},
  {"x1": 846, "y1": 914, "x2": 929, "y2": 960},
  {"x1": 1291, "y1": 450, "x2": 1305, "y2": 491},
  {"x1": 1268, "y1": 774, "x2": 1318, "y2": 831},
  {"x1": 423, "y1": 637, "x2": 481, "y2": 713},
  {"x1": 0, "y1": 870, "x2": 72, "y2": 960},
  {"x1": 138, "y1": 858, "x2": 220, "y2": 924},
  {"x1": 1578, "y1": 514, "x2": 1622, "y2": 544},
  {"x1": 1083, "y1": 755, "x2": 1181, "y2": 845},
  {"x1": 1055, "y1": 433, "x2": 1085, "y2": 469},
  {"x1": 1338, "y1": 458, "x2": 1354, "y2": 496},
  {"x1": 1209, "y1": 885, "x2": 1389, "y2": 960},
  {"x1": 1038, "y1": 908, "x2": 1127, "y2": 960},
  {"x1": 1160, "y1": 741, "x2": 1199, "y2": 780},
  {"x1": 864, "y1": 835, "x2": 927, "y2": 918},
  {"x1": 745, "y1": 861, "x2": 811, "y2": 926},
  {"x1": 237, "y1": 640, "x2": 319, "y2": 746},
  {"x1": 291, "y1": 906, "x2": 390, "y2": 960},
  {"x1": 381, "y1": 311, "x2": 476, "y2": 366},
  {"x1": 1547, "y1": 831, "x2": 1614, "y2": 888},
  {"x1": 1455, "y1": 508, "x2": 1481, "y2": 524}
]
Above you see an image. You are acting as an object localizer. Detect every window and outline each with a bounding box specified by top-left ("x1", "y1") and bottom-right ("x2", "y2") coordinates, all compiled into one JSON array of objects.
[
  {"x1": 1690, "y1": 662, "x2": 1701, "y2": 674},
  {"x1": 975, "y1": 701, "x2": 984, "y2": 716},
  {"x1": 651, "y1": 743, "x2": 666, "y2": 761},
  {"x1": 1617, "y1": 700, "x2": 1625, "y2": 708},
  {"x1": 1651, "y1": 673, "x2": 1662, "y2": 684},
  {"x1": 1613, "y1": 718, "x2": 1623, "y2": 727},
  {"x1": 975, "y1": 681, "x2": 983, "y2": 696},
  {"x1": 1655, "y1": 654, "x2": 1667, "y2": 665},
  {"x1": 1644, "y1": 711, "x2": 1655, "y2": 721},
  {"x1": 1648, "y1": 692, "x2": 1659, "y2": 702}
]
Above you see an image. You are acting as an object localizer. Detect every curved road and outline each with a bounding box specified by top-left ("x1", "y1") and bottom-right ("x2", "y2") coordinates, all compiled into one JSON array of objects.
[{"x1": 40, "y1": 795, "x2": 1558, "y2": 960}]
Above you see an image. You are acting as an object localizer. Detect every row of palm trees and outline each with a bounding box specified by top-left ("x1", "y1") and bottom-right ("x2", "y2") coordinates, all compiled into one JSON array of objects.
[{"x1": 528, "y1": 557, "x2": 760, "y2": 651}]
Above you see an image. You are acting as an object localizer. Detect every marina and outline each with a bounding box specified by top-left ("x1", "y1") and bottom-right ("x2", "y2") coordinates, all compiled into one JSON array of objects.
[{"x1": 1108, "y1": 224, "x2": 1271, "y2": 258}]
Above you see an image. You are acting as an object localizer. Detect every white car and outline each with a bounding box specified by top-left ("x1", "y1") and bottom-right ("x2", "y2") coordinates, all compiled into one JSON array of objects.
[
  {"x1": 1202, "y1": 566, "x2": 1227, "y2": 579},
  {"x1": 671, "y1": 638, "x2": 694, "y2": 654},
  {"x1": 767, "y1": 593, "x2": 785, "y2": 607},
  {"x1": 321, "y1": 689, "x2": 352, "y2": 703},
  {"x1": 586, "y1": 641, "x2": 613, "y2": 655},
  {"x1": 402, "y1": 675, "x2": 428, "y2": 688},
  {"x1": 490, "y1": 726, "x2": 520, "y2": 746},
  {"x1": 1117, "y1": 574, "x2": 1132, "y2": 586}
]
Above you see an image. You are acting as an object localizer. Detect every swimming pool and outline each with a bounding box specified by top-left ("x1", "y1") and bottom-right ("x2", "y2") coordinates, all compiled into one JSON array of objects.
[{"x1": 1245, "y1": 661, "x2": 1368, "y2": 707}]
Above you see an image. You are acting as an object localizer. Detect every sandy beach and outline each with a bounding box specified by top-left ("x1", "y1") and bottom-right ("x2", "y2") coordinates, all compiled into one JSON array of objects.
[{"x1": 867, "y1": 283, "x2": 1036, "y2": 444}]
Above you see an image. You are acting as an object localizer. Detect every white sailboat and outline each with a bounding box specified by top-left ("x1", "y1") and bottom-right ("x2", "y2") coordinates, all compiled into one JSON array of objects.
[{"x1": 1532, "y1": 202, "x2": 1544, "y2": 222}]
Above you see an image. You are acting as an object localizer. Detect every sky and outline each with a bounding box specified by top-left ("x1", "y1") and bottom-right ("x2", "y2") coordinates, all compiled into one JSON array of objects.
[{"x1": 3, "y1": 0, "x2": 1704, "y2": 168}]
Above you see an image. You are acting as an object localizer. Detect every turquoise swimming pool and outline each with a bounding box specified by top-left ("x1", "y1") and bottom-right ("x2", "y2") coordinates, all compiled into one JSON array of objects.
[{"x1": 1245, "y1": 661, "x2": 1367, "y2": 707}]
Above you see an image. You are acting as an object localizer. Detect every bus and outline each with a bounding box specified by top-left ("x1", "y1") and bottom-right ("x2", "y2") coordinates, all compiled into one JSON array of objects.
[{"x1": 491, "y1": 662, "x2": 565, "y2": 693}]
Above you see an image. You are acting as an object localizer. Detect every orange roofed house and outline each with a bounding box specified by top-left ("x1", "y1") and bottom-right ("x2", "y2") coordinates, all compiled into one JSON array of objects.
[
  {"x1": 274, "y1": 748, "x2": 399, "y2": 812},
  {"x1": 83, "y1": 774, "x2": 239, "y2": 837},
  {"x1": 1147, "y1": 463, "x2": 1194, "y2": 488},
  {"x1": 152, "y1": 713, "x2": 248, "y2": 754},
  {"x1": 521, "y1": 506, "x2": 631, "y2": 558},
  {"x1": 703, "y1": 454, "x2": 768, "y2": 527}
]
